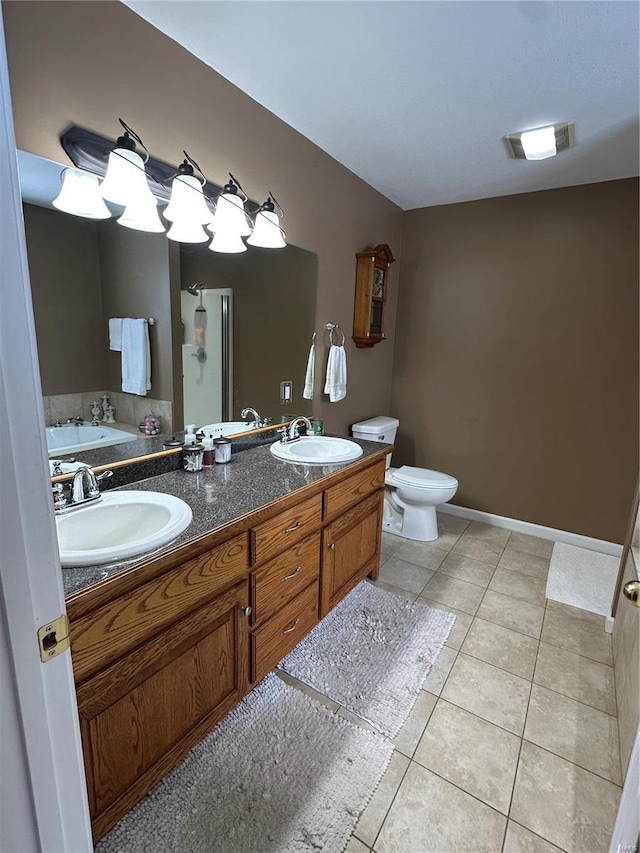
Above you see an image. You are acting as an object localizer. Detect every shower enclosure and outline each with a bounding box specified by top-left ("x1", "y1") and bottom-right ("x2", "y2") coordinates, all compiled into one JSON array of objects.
[{"x1": 181, "y1": 286, "x2": 233, "y2": 429}]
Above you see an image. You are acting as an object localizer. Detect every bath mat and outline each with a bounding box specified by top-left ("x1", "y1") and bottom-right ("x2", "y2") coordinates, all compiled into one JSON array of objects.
[
  {"x1": 546, "y1": 542, "x2": 620, "y2": 616},
  {"x1": 280, "y1": 581, "x2": 455, "y2": 737},
  {"x1": 96, "y1": 672, "x2": 393, "y2": 853}
]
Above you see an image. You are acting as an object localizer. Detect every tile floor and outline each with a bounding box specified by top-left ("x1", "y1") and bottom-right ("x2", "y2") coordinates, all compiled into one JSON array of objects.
[{"x1": 281, "y1": 514, "x2": 623, "y2": 853}]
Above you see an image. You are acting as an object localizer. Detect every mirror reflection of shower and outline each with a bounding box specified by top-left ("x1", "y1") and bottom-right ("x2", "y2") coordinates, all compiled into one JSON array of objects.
[
  {"x1": 186, "y1": 283, "x2": 207, "y2": 365},
  {"x1": 181, "y1": 286, "x2": 233, "y2": 429}
]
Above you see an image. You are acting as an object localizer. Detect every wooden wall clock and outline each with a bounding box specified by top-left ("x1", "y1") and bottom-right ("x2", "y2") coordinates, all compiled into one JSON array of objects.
[{"x1": 352, "y1": 243, "x2": 395, "y2": 348}]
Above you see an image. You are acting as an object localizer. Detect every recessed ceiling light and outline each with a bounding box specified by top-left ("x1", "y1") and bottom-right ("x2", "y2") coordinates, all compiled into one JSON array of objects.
[{"x1": 503, "y1": 122, "x2": 575, "y2": 160}]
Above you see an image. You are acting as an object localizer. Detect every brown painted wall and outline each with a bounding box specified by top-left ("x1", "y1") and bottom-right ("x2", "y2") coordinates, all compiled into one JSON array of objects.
[
  {"x1": 98, "y1": 220, "x2": 174, "y2": 402},
  {"x1": 392, "y1": 179, "x2": 639, "y2": 543},
  {"x1": 23, "y1": 204, "x2": 107, "y2": 395},
  {"x1": 3, "y1": 0, "x2": 403, "y2": 436}
]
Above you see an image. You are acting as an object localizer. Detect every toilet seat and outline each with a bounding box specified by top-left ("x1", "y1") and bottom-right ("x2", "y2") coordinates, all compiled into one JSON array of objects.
[{"x1": 387, "y1": 466, "x2": 458, "y2": 490}]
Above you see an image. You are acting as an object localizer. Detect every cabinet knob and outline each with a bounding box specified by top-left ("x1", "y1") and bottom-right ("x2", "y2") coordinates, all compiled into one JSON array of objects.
[
  {"x1": 241, "y1": 605, "x2": 252, "y2": 617},
  {"x1": 328, "y1": 543, "x2": 336, "y2": 551}
]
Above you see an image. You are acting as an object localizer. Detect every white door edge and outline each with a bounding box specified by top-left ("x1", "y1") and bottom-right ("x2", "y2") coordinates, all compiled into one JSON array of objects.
[{"x1": 0, "y1": 9, "x2": 93, "y2": 852}]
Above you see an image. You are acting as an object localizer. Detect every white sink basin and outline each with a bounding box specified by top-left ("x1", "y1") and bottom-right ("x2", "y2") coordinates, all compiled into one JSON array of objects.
[
  {"x1": 270, "y1": 436, "x2": 363, "y2": 465},
  {"x1": 56, "y1": 491, "x2": 192, "y2": 567}
]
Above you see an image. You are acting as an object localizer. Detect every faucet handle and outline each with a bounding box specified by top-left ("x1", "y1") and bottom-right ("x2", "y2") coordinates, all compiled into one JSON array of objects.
[
  {"x1": 52, "y1": 483, "x2": 67, "y2": 511},
  {"x1": 277, "y1": 426, "x2": 289, "y2": 444}
]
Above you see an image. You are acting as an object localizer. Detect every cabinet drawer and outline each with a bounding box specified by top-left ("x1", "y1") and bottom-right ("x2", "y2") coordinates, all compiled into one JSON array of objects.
[
  {"x1": 323, "y1": 460, "x2": 385, "y2": 521},
  {"x1": 250, "y1": 532, "x2": 320, "y2": 626},
  {"x1": 251, "y1": 581, "x2": 319, "y2": 683},
  {"x1": 251, "y1": 494, "x2": 322, "y2": 566},
  {"x1": 70, "y1": 533, "x2": 249, "y2": 682}
]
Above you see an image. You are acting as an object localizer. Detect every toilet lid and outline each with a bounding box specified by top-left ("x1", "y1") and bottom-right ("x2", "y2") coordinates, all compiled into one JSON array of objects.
[{"x1": 391, "y1": 466, "x2": 458, "y2": 489}]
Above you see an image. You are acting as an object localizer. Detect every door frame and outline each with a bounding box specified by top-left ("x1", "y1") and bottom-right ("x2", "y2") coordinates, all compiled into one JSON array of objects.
[{"x1": 0, "y1": 9, "x2": 93, "y2": 851}]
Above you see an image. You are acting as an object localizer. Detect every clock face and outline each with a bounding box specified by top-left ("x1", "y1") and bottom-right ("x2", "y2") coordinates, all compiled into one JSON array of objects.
[{"x1": 372, "y1": 267, "x2": 385, "y2": 299}]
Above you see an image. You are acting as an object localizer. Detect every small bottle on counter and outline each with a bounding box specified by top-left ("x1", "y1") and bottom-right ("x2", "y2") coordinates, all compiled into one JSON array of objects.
[
  {"x1": 183, "y1": 424, "x2": 197, "y2": 446},
  {"x1": 202, "y1": 435, "x2": 215, "y2": 467},
  {"x1": 213, "y1": 436, "x2": 232, "y2": 464}
]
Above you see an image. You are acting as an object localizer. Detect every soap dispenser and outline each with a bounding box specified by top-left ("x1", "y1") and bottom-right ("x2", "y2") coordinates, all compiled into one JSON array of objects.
[
  {"x1": 202, "y1": 434, "x2": 215, "y2": 467},
  {"x1": 184, "y1": 424, "x2": 197, "y2": 446}
]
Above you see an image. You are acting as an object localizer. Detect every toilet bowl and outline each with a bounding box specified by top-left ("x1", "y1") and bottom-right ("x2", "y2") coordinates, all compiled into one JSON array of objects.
[{"x1": 351, "y1": 416, "x2": 458, "y2": 543}]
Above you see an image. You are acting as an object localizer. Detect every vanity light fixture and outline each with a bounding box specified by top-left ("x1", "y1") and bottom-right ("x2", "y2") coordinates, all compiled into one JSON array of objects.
[
  {"x1": 208, "y1": 230, "x2": 248, "y2": 254},
  {"x1": 52, "y1": 168, "x2": 111, "y2": 219},
  {"x1": 503, "y1": 121, "x2": 575, "y2": 160},
  {"x1": 117, "y1": 197, "x2": 165, "y2": 233},
  {"x1": 209, "y1": 174, "x2": 252, "y2": 238},
  {"x1": 164, "y1": 152, "x2": 214, "y2": 243},
  {"x1": 99, "y1": 119, "x2": 157, "y2": 208},
  {"x1": 246, "y1": 194, "x2": 286, "y2": 249}
]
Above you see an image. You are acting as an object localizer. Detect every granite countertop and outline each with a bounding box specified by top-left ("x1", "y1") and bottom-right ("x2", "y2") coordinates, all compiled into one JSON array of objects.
[{"x1": 62, "y1": 437, "x2": 388, "y2": 597}]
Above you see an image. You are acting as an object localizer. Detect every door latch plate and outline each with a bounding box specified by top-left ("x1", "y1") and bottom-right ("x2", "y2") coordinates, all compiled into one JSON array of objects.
[{"x1": 37, "y1": 614, "x2": 70, "y2": 662}]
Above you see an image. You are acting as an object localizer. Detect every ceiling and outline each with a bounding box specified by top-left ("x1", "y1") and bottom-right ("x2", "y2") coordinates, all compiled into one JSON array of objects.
[{"x1": 124, "y1": 1, "x2": 639, "y2": 210}]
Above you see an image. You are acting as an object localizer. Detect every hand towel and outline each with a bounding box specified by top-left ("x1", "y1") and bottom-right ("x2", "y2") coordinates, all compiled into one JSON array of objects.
[
  {"x1": 323, "y1": 344, "x2": 347, "y2": 402},
  {"x1": 109, "y1": 318, "x2": 123, "y2": 352},
  {"x1": 121, "y1": 318, "x2": 151, "y2": 396},
  {"x1": 302, "y1": 340, "x2": 315, "y2": 399}
]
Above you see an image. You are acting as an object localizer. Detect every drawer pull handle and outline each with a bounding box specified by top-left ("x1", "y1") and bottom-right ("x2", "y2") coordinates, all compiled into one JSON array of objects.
[
  {"x1": 241, "y1": 605, "x2": 252, "y2": 617},
  {"x1": 283, "y1": 520, "x2": 302, "y2": 533},
  {"x1": 282, "y1": 618, "x2": 300, "y2": 636},
  {"x1": 328, "y1": 543, "x2": 336, "y2": 551},
  {"x1": 281, "y1": 566, "x2": 301, "y2": 581}
]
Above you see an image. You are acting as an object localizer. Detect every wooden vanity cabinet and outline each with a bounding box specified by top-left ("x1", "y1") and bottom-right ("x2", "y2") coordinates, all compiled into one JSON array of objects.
[{"x1": 67, "y1": 451, "x2": 388, "y2": 842}]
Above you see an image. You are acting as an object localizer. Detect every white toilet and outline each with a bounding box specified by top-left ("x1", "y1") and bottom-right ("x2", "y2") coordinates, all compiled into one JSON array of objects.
[{"x1": 351, "y1": 416, "x2": 458, "y2": 542}]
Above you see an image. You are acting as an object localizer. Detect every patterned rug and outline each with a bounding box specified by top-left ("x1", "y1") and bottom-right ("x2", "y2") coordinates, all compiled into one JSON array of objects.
[
  {"x1": 96, "y1": 673, "x2": 393, "y2": 853},
  {"x1": 280, "y1": 581, "x2": 455, "y2": 737}
]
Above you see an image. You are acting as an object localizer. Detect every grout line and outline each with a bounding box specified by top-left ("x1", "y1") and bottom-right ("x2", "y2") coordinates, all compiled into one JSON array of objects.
[
  {"x1": 535, "y1": 634, "x2": 614, "y2": 668},
  {"x1": 506, "y1": 817, "x2": 571, "y2": 853},
  {"x1": 367, "y1": 752, "x2": 413, "y2": 852},
  {"x1": 519, "y1": 737, "x2": 623, "y2": 788}
]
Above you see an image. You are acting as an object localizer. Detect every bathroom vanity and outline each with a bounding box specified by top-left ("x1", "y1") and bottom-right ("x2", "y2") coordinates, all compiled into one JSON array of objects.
[{"x1": 63, "y1": 439, "x2": 389, "y2": 841}]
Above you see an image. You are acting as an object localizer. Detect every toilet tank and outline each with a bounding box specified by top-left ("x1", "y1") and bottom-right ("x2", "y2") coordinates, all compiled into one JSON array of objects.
[{"x1": 351, "y1": 416, "x2": 399, "y2": 468}]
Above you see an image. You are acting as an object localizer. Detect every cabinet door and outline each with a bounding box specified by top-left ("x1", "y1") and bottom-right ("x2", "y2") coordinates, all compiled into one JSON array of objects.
[
  {"x1": 321, "y1": 490, "x2": 383, "y2": 617},
  {"x1": 76, "y1": 581, "x2": 250, "y2": 842}
]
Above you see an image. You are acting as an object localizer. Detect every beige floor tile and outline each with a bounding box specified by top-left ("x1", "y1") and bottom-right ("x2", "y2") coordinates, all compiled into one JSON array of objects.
[
  {"x1": 541, "y1": 603, "x2": 613, "y2": 665},
  {"x1": 503, "y1": 821, "x2": 564, "y2": 852},
  {"x1": 510, "y1": 742, "x2": 620, "y2": 853},
  {"x1": 534, "y1": 643, "x2": 616, "y2": 715},
  {"x1": 369, "y1": 579, "x2": 419, "y2": 603},
  {"x1": 498, "y1": 546, "x2": 551, "y2": 581},
  {"x1": 345, "y1": 837, "x2": 370, "y2": 853},
  {"x1": 422, "y1": 645, "x2": 457, "y2": 695},
  {"x1": 524, "y1": 684, "x2": 622, "y2": 784},
  {"x1": 394, "y1": 539, "x2": 448, "y2": 570},
  {"x1": 414, "y1": 699, "x2": 520, "y2": 814},
  {"x1": 506, "y1": 532, "x2": 555, "y2": 560},
  {"x1": 436, "y1": 511, "x2": 470, "y2": 536},
  {"x1": 429, "y1": 529, "x2": 464, "y2": 551},
  {"x1": 441, "y1": 653, "x2": 530, "y2": 735},
  {"x1": 392, "y1": 691, "x2": 437, "y2": 757},
  {"x1": 452, "y1": 531, "x2": 505, "y2": 566},
  {"x1": 477, "y1": 590, "x2": 545, "y2": 639},
  {"x1": 378, "y1": 557, "x2": 434, "y2": 595},
  {"x1": 437, "y1": 552, "x2": 495, "y2": 587},
  {"x1": 354, "y1": 751, "x2": 409, "y2": 847},
  {"x1": 375, "y1": 763, "x2": 506, "y2": 853},
  {"x1": 489, "y1": 568, "x2": 546, "y2": 607},
  {"x1": 422, "y1": 572, "x2": 485, "y2": 615},
  {"x1": 274, "y1": 669, "x2": 340, "y2": 713},
  {"x1": 466, "y1": 521, "x2": 511, "y2": 546},
  {"x1": 418, "y1": 597, "x2": 473, "y2": 650},
  {"x1": 461, "y1": 618, "x2": 538, "y2": 680},
  {"x1": 381, "y1": 531, "x2": 404, "y2": 556}
]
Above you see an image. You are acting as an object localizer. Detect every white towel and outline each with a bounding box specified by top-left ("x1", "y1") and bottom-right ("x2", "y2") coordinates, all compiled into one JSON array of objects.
[
  {"x1": 323, "y1": 344, "x2": 347, "y2": 402},
  {"x1": 303, "y1": 341, "x2": 315, "y2": 399},
  {"x1": 121, "y1": 318, "x2": 151, "y2": 396},
  {"x1": 109, "y1": 318, "x2": 123, "y2": 351}
]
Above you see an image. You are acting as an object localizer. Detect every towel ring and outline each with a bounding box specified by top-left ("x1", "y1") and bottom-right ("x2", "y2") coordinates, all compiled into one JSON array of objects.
[{"x1": 325, "y1": 322, "x2": 345, "y2": 346}]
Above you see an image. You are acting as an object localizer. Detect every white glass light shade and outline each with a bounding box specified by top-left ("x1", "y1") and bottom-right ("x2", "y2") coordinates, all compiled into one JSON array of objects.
[
  {"x1": 164, "y1": 174, "x2": 214, "y2": 224},
  {"x1": 117, "y1": 198, "x2": 165, "y2": 233},
  {"x1": 520, "y1": 126, "x2": 557, "y2": 160},
  {"x1": 246, "y1": 210, "x2": 286, "y2": 249},
  {"x1": 100, "y1": 147, "x2": 155, "y2": 206},
  {"x1": 208, "y1": 231, "x2": 247, "y2": 254},
  {"x1": 52, "y1": 169, "x2": 111, "y2": 219},
  {"x1": 166, "y1": 219, "x2": 209, "y2": 243},
  {"x1": 209, "y1": 192, "x2": 251, "y2": 237}
]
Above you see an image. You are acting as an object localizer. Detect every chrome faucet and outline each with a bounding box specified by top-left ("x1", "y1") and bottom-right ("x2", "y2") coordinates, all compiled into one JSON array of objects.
[
  {"x1": 241, "y1": 407, "x2": 263, "y2": 427},
  {"x1": 67, "y1": 416, "x2": 84, "y2": 425},
  {"x1": 53, "y1": 467, "x2": 113, "y2": 514},
  {"x1": 285, "y1": 416, "x2": 312, "y2": 442}
]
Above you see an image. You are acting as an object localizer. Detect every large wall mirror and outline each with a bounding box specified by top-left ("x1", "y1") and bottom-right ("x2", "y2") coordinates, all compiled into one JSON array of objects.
[{"x1": 18, "y1": 151, "x2": 317, "y2": 469}]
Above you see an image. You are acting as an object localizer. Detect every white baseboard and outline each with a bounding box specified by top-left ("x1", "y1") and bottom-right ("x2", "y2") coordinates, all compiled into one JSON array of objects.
[{"x1": 438, "y1": 504, "x2": 623, "y2": 558}]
